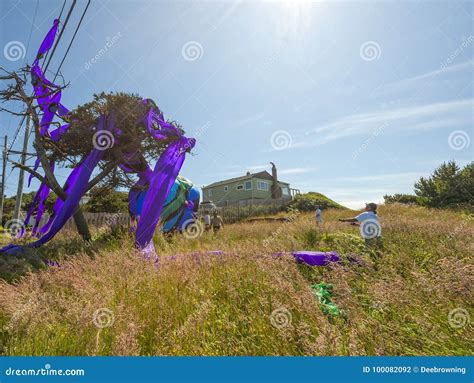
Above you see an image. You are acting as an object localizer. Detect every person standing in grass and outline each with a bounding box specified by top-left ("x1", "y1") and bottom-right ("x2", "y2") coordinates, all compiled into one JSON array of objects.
[
  {"x1": 315, "y1": 205, "x2": 322, "y2": 225},
  {"x1": 203, "y1": 213, "x2": 211, "y2": 231},
  {"x1": 339, "y1": 202, "x2": 382, "y2": 248},
  {"x1": 211, "y1": 211, "x2": 224, "y2": 233}
]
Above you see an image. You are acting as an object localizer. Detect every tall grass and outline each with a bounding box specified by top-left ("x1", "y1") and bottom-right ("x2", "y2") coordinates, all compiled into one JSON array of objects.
[{"x1": 0, "y1": 205, "x2": 472, "y2": 355}]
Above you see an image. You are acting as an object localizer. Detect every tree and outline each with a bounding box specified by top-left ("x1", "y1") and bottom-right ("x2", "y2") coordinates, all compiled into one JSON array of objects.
[
  {"x1": 0, "y1": 63, "x2": 183, "y2": 239},
  {"x1": 383, "y1": 193, "x2": 427, "y2": 206},
  {"x1": 83, "y1": 189, "x2": 129, "y2": 213},
  {"x1": 414, "y1": 161, "x2": 473, "y2": 208}
]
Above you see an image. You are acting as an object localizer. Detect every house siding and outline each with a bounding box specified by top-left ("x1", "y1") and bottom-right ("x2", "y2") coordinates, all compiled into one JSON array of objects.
[{"x1": 203, "y1": 177, "x2": 289, "y2": 206}]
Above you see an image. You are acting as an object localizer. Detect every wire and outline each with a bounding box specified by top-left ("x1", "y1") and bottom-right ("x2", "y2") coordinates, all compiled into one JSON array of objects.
[
  {"x1": 41, "y1": 0, "x2": 67, "y2": 66},
  {"x1": 8, "y1": 0, "x2": 76, "y2": 153},
  {"x1": 52, "y1": 0, "x2": 91, "y2": 83},
  {"x1": 7, "y1": 0, "x2": 40, "y2": 152},
  {"x1": 24, "y1": 0, "x2": 39, "y2": 64},
  {"x1": 43, "y1": 0, "x2": 77, "y2": 72}
]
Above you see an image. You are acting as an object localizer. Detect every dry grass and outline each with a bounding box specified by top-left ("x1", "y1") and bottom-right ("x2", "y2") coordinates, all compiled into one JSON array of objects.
[{"x1": 0, "y1": 205, "x2": 472, "y2": 355}]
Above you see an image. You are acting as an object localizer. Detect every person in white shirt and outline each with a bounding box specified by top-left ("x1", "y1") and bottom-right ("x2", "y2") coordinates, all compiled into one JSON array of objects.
[
  {"x1": 315, "y1": 206, "x2": 322, "y2": 225},
  {"x1": 339, "y1": 202, "x2": 382, "y2": 248}
]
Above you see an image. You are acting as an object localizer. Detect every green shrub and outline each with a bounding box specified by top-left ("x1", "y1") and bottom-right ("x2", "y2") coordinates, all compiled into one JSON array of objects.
[{"x1": 289, "y1": 192, "x2": 345, "y2": 212}]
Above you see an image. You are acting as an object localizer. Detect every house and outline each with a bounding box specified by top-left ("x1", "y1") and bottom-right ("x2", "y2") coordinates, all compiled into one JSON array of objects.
[{"x1": 202, "y1": 163, "x2": 300, "y2": 207}]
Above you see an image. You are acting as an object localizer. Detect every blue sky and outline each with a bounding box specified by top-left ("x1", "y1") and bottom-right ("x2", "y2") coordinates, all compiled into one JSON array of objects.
[{"x1": 1, "y1": 0, "x2": 473, "y2": 209}]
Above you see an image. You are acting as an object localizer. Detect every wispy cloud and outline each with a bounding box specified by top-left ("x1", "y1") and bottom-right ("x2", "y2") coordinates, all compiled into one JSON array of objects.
[
  {"x1": 279, "y1": 167, "x2": 316, "y2": 175},
  {"x1": 326, "y1": 172, "x2": 424, "y2": 183},
  {"x1": 204, "y1": 165, "x2": 315, "y2": 180},
  {"x1": 300, "y1": 98, "x2": 472, "y2": 145},
  {"x1": 381, "y1": 60, "x2": 473, "y2": 93},
  {"x1": 229, "y1": 112, "x2": 265, "y2": 128}
]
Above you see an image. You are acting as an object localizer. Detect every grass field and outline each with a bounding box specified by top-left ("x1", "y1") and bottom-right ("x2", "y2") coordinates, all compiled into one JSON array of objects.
[{"x1": 0, "y1": 205, "x2": 472, "y2": 356}]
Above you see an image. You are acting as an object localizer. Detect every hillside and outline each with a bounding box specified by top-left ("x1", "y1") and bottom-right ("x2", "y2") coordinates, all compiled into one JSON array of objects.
[
  {"x1": 288, "y1": 192, "x2": 347, "y2": 211},
  {"x1": 0, "y1": 205, "x2": 472, "y2": 356}
]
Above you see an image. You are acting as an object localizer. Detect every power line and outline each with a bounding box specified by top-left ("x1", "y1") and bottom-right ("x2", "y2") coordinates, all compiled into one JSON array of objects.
[
  {"x1": 7, "y1": 0, "x2": 40, "y2": 152},
  {"x1": 23, "y1": 0, "x2": 40, "y2": 64},
  {"x1": 8, "y1": 0, "x2": 76, "y2": 153},
  {"x1": 53, "y1": 0, "x2": 91, "y2": 83},
  {"x1": 43, "y1": 0, "x2": 78, "y2": 72},
  {"x1": 41, "y1": 0, "x2": 67, "y2": 66}
]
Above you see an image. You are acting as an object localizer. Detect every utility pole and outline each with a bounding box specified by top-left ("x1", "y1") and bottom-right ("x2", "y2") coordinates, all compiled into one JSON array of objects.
[
  {"x1": 0, "y1": 135, "x2": 7, "y2": 225},
  {"x1": 13, "y1": 114, "x2": 30, "y2": 221}
]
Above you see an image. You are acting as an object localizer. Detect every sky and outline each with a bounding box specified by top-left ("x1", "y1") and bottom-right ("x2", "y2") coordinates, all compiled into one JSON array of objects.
[{"x1": 0, "y1": 0, "x2": 473, "y2": 209}]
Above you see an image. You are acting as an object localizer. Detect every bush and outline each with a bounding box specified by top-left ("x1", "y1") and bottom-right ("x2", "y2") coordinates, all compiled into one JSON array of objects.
[
  {"x1": 414, "y1": 161, "x2": 473, "y2": 208},
  {"x1": 289, "y1": 192, "x2": 345, "y2": 212},
  {"x1": 383, "y1": 194, "x2": 427, "y2": 206}
]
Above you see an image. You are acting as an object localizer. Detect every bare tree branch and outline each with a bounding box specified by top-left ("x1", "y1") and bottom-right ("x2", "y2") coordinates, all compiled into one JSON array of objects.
[
  {"x1": 10, "y1": 160, "x2": 49, "y2": 187},
  {"x1": 87, "y1": 160, "x2": 119, "y2": 191}
]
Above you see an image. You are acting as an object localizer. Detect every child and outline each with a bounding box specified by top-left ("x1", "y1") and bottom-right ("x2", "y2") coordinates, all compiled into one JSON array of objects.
[
  {"x1": 339, "y1": 202, "x2": 382, "y2": 248},
  {"x1": 203, "y1": 213, "x2": 211, "y2": 231},
  {"x1": 211, "y1": 211, "x2": 224, "y2": 233},
  {"x1": 315, "y1": 206, "x2": 322, "y2": 225}
]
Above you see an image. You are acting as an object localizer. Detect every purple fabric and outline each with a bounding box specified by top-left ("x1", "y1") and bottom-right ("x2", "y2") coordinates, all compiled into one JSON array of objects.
[
  {"x1": 23, "y1": 19, "x2": 71, "y2": 237},
  {"x1": 28, "y1": 115, "x2": 112, "y2": 247},
  {"x1": 36, "y1": 19, "x2": 59, "y2": 58},
  {"x1": 49, "y1": 123, "x2": 69, "y2": 142},
  {"x1": 2, "y1": 19, "x2": 197, "y2": 256},
  {"x1": 291, "y1": 251, "x2": 340, "y2": 266},
  {"x1": 135, "y1": 136, "x2": 195, "y2": 252},
  {"x1": 39, "y1": 91, "x2": 61, "y2": 135},
  {"x1": 31, "y1": 181, "x2": 51, "y2": 236}
]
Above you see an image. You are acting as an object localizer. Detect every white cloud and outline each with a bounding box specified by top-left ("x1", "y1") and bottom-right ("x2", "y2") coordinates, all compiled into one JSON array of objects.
[
  {"x1": 327, "y1": 172, "x2": 426, "y2": 183},
  {"x1": 279, "y1": 167, "x2": 316, "y2": 175},
  {"x1": 300, "y1": 98, "x2": 472, "y2": 145},
  {"x1": 382, "y1": 60, "x2": 474, "y2": 92}
]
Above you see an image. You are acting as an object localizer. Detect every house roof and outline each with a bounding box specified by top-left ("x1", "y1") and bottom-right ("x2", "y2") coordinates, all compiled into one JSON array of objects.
[{"x1": 203, "y1": 171, "x2": 289, "y2": 189}]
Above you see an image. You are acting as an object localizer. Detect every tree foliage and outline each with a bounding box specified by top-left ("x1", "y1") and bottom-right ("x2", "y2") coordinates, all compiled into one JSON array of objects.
[
  {"x1": 83, "y1": 190, "x2": 129, "y2": 213},
  {"x1": 414, "y1": 161, "x2": 473, "y2": 208},
  {"x1": 383, "y1": 194, "x2": 427, "y2": 206},
  {"x1": 51, "y1": 92, "x2": 183, "y2": 190}
]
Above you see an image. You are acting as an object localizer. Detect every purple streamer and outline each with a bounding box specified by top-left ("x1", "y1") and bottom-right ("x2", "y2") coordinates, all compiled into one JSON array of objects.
[{"x1": 135, "y1": 136, "x2": 195, "y2": 253}]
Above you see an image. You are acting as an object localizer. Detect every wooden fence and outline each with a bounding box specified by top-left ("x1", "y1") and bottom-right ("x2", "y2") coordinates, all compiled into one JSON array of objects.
[
  {"x1": 33, "y1": 212, "x2": 130, "y2": 232},
  {"x1": 30, "y1": 199, "x2": 292, "y2": 232},
  {"x1": 198, "y1": 199, "x2": 292, "y2": 224}
]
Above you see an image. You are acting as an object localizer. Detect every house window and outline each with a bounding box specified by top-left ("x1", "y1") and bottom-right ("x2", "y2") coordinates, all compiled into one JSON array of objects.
[
  {"x1": 257, "y1": 180, "x2": 269, "y2": 191},
  {"x1": 282, "y1": 186, "x2": 290, "y2": 195},
  {"x1": 208, "y1": 189, "x2": 213, "y2": 197},
  {"x1": 245, "y1": 181, "x2": 252, "y2": 190},
  {"x1": 236, "y1": 184, "x2": 243, "y2": 190},
  {"x1": 224, "y1": 185, "x2": 228, "y2": 192}
]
